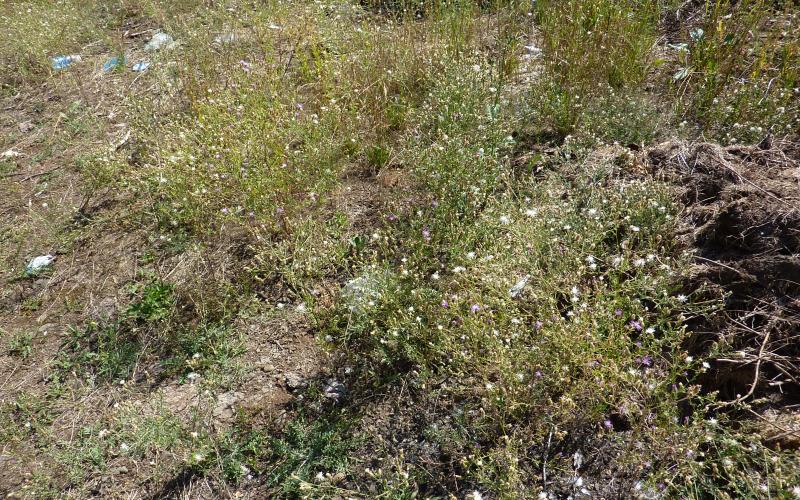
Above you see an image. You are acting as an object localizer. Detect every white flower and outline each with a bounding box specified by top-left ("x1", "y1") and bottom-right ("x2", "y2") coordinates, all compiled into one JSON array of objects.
[
  {"x1": 634, "y1": 258, "x2": 646, "y2": 267},
  {"x1": 453, "y1": 266, "x2": 466, "y2": 273},
  {"x1": 685, "y1": 356, "x2": 694, "y2": 363},
  {"x1": 630, "y1": 225, "x2": 641, "y2": 232},
  {"x1": 466, "y1": 252, "x2": 476, "y2": 260},
  {"x1": 676, "y1": 294, "x2": 688, "y2": 303},
  {"x1": 612, "y1": 256, "x2": 623, "y2": 267},
  {"x1": 587, "y1": 208, "x2": 597, "y2": 216},
  {"x1": 645, "y1": 327, "x2": 655, "y2": 334},
  {"x1": 469, "y1": 491, "x2": 483, "y2": 500},
  {"x1": 431, "y1": 272, "x2": 440, "y2": 280},
  {"x1": 485, "y1": 383, "x2": 494, "y2": 391},
  {"x1": 585, "y1": 255, "x2": 595, "y2": 264},
  {"x1": 499, "y1": 215, "x2": 511, "y2": 225},
  {"x1": 702, "y1": 361, "x2": 711, "y2": 369},
  {"x1": 525, "y1": 208, "x2": 538, "y2": 217}
]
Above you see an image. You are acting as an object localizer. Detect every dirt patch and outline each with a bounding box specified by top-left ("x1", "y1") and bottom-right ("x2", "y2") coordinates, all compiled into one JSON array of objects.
[{"x1": 644, "y1": 140, "x2": 800, "y2": 405}]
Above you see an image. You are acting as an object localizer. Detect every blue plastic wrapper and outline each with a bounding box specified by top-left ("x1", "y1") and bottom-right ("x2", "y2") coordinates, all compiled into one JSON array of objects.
[
  {"x1": 51, "y1": 55, "x2": 81, "y2": 70},
  {"x1": 132, "y1": 61, "x2": 151, "y2": 72}
]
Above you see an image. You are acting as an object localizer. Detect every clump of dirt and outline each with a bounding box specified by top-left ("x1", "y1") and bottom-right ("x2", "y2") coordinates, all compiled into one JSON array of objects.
[{"x1": 644, "y1": 140, "x2": 800, "y2": 408}]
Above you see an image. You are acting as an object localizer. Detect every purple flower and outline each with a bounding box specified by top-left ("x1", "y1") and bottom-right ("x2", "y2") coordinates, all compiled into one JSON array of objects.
[
  {"x1": 422, "y1": 228, "x2": 431, "y2": 242},
  {"x1": 629, "y1": 320, "x2": 643, "y2": 332},
  {"x1": 615, "y1": 308, "x2": 623, "y2": 317},
  {"x1": 276, "y1": 206, "x2": 285, "y2": 215},
  {"x1": 639, "y1": 355, "x2": 653, "y2": 367},
  {"x1": 441, "y1": 300, "x2": 449, "y2": 308},
  {"x1": 470, "y1": 304, "x2": 481, "y2": 314},
  {"x1": 534, "y1": 320, "x2": 543, "y2": 331},
  {"x1": 387, "y1": 214, "x2": 397, "y2": 222},
  {"x1": 221, "y1": 207, "x2": 230, "y2": 214},
  {"x1": 296, "y1": 103, "x2": 304, "y2": 110},
  {"x1": 603, "y1": 419, "x2": 614, "y2": 430},
  {"x1": 534, "y1": 370, "x2": 543, "y2": 378}
]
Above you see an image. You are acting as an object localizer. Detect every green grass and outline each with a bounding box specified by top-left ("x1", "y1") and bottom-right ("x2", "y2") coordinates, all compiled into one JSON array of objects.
[{"x1": 2, "y1": 0, "x2": 800, "y2": 498}]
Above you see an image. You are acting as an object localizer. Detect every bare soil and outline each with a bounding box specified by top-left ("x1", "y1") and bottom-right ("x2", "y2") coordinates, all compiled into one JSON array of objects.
[{"x1": 645, "y1": 140, "x2": 800, "y2": 418}]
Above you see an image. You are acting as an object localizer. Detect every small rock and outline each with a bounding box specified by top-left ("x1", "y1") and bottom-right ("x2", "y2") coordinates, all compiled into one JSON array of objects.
[
  {"x1": 323, "y1": 379, "x2": 347, "y2": 402},
  {"x1": 284, "y1": 372, "x2": 307, "y2": 391},
  {"x1": 213, "y1": 391, "x2": 242, "y2": 420},
  {"x1": 18, "y1": 121, "x2": 34, "y2": 133},
  {"x1": 37, "y1": 323, "x2": 55, "y2": 333},
  {"x1": 258, "y1": 357, "x2": 276, "y2": 372}
]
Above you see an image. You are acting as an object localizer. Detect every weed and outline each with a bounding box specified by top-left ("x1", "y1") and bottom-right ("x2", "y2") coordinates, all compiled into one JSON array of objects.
[
  {"x1": 127, "y1": 280, "x2": 175, "y2": 323},
  {"x1": 6, "y1": 330, "x2": 34, "y2": 359},
  {"x1": 58, "y1": 322, "x2": 140, "y2": 382},
  {"x1": 264, "y1": 415, "x2": 355, "y2": 496}
]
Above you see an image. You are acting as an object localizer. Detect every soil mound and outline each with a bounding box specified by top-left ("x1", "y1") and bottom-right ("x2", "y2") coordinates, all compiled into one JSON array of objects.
[{"x1": 645, "y1": 140, "x2": 800, "y2": 406}]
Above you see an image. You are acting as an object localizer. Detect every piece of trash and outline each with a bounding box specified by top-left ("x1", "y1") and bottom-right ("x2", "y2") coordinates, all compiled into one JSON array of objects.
[
  {"x1": 2, "y1": 149, "x2": 22, "y2": 159},
  {"x1": 213, "y1": 32, "x2": 238, "y2": 45},
  {"x1": 673, "y1": 67, "x2": 691, "y2": 81},
  {"x1": 132, "y1": 61, "x2": 151, "y2": 72},
  {"x1": 26, "y1": 255, "x2": 54, "y2": 274},
  {"x1": 268, "y1": 23, "x2": 282, "y2": 30},
  {"x1": 667, "y1": 42, "x2": 689, "y2": 52},
  {"x1": 524, "y1": 45, "x2": 542, "y2": 57},
  {"x1": 103, "y1": 56, "x2": 125, "y2": 72},
  {"x1": 690, "y1": 27, "x2": 705, "y2": 42},
  {"x1": 144, "y1": 32, "x2": 175, "y2": 52},
  {"x1": 509, "y1": 275, "x2": 530, "y2": 298},
  {"x1": 343, "y1": 270, "x2": 392, "y2": 314},
  {"x1": 51, "y1": 55, "x2": 81, "y2": 70}
]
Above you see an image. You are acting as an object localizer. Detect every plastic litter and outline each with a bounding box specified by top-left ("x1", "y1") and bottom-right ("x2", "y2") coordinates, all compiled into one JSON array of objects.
[
  {"x1": 103, "y1": 56, "x2": 124, "y2": 72},
  {"x1": 509, "y1": 275, "x2": 530, "y2": 298},
  {"x1": 342, "y1": 270, "x2": 391, "y2": 313},
  {"x1": 132, "y1": 61, "x2": 151, "y2": 72},
  {"x1": 26, "y1": 255, "x2": 54, "y2": 274},
  {"x1": 524, "y1": 45, "x2": 542, "y2": 57},
  {"x1": 2, "y1": 149, "x2": 22, "y2": 159},
  {"x1": 51, "y1": 55, "x2": 81, "y2": 70},
  {"x1": 213, "y1": 32, "x2": 238, "y2": 45},
  {"x1": 144, "y1": 32, "x2": 175, "y2": 52}
]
